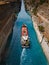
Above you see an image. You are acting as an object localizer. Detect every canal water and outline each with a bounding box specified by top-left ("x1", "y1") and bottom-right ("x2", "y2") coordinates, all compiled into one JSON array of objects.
[{"x1": 5, "y1": 0, "x2": 48, "y2": 65}]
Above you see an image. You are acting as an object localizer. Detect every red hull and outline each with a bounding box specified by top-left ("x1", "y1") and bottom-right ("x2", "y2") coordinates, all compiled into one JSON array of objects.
[{"x1": 21, "y1": 24, "x2": 28, "y2": 36}]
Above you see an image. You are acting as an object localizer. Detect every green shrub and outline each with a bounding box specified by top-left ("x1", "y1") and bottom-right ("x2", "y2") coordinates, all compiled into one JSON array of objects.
[
  {"x1": 40, "y1": 0, "x2": 45, "y2": 4},
  {"x1": 48, "y1": 40, "x2": 49, "y2": 43},
  {"x1": 32, "y1": 3, "x2": 39, "y2": 15},
  {"x1": 38, "y1": 25, "x2": 44, "y2": 32},
  {"x1": 32, "y1": 0, "x2": 35, "y2": 4},
  {"x1": 33, "y1": 7, "x2": 37, "y2": 15}
]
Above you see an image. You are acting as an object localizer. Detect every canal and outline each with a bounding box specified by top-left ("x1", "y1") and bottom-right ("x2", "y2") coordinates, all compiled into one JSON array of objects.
[{"x1": 3, "y1": 0, "x2": 48, "y2": 65}]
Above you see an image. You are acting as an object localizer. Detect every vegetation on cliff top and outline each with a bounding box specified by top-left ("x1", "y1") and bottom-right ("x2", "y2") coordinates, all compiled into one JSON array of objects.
[{"x1": 25, "y1": 0, "x2": 49, "y2": 15}]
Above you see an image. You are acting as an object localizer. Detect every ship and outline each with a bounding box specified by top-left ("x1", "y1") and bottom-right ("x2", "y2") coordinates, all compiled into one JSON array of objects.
[{"x1": 21, "y1": 24, "x2": 30, "y2": 48}]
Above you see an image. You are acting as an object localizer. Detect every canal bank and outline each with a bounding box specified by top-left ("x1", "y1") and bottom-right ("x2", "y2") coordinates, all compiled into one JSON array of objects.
[
  {"x1": 32, "y1": 14, "x2": 49, "y2": 62},
  {"x1": 0, "y1": 31, "x2": 13, "y2": 65},
  {"x1": 0, "y1": 0, "x2": 21, "y2": 62},
  {"x1": 0, "y1": 13, "x2": 16, "y2": 62}
]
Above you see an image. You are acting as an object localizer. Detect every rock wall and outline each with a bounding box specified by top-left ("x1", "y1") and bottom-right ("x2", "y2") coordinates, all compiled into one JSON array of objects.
[
  {"x1": 37, "y1": 13, "x2": 49, "y2": 41},
  {"x1": 0, "y1": 0, "x2": 21, "y2": 61},
  {"x1": 0, "y1": 13, "x2": 14, "y2": 54},
  {"x1": 32, "y1": 15, "x2": 49, "y2": 62},
  {"x1": 0, "y1": 0, "x2": 20, "y2": 2}
]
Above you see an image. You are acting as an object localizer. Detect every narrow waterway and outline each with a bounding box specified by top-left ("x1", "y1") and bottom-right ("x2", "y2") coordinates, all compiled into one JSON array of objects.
[{"x1": 5, "y1": 0, "x2": 48, "y2": 65}]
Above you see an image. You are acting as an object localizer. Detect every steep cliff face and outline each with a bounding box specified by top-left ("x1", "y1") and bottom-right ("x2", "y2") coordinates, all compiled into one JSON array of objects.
[
  {"x1": 0, "y1": 0, "x2": 20, "y2": 2},
  {"x1": 24, "y1": 0, "x2": 49, "y2": 9},
  {"x1": 0, "y1": 0, "x2": 21, "y2": 60},
  {"x1": 0, "y1": 0, "x2": 21, "y2": 33},
  {"x1": 24, "y1": 0, "x2": 49, "y2": 13},
  {"x1": 0, "y1": 2, "x2": 21, "y2": 18},
  {"x1": 24, "y1": 0, "x2": 40, "y2": 11}
]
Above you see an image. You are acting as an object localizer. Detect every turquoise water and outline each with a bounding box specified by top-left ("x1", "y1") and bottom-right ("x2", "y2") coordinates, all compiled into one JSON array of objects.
[{"x1": 5, "y1": 0, "x2": 48, "y2": 65}]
